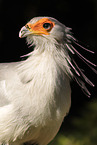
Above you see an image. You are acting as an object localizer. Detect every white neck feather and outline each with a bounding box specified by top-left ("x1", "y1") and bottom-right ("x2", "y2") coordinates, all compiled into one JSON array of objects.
[
  {"x1": 17, "y1": 40, "x2": 73, "y2": 84},
  {"x1": 15, "y1": 41, "x2": 71, "y2": 125}
]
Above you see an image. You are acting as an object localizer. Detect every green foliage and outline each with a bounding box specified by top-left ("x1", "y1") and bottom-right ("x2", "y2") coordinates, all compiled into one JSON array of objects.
[{"x1": 49, "y1": 99, "x2": 97, "y2": 145}]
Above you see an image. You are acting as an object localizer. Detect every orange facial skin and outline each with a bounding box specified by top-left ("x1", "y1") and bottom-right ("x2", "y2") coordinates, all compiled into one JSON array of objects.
[{"x1": 25, "y1": 18, "x2": 55, "y2": 35}]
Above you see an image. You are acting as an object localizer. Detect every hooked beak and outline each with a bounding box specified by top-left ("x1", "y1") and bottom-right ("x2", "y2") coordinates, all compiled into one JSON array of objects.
[{"x1": 19, "y1": 26, "x2": 31, "y2": 38}]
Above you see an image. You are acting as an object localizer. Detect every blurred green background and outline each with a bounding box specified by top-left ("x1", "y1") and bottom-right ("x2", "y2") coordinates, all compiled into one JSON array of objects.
[{"x1": 0, "y1": 0, "x2": 97, "y2": 144}]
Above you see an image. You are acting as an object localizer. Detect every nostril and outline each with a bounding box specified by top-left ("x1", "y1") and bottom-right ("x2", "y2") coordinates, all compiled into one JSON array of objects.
[{"x1": 26, "y1": 24, "x2": 31, "y2": 30}]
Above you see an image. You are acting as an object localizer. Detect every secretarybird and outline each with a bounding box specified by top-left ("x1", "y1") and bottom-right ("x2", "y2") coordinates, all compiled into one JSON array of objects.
[{"x1": 0, "y1": 16, "x2": 96, "y2": 145}]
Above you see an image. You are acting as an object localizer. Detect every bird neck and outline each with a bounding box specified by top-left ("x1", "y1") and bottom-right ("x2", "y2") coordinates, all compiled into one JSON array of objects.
[
  {"x1": 16, "y1": 42, "x2": 71, "y2": 121},
  {"x1": 17, "y1": 41, "x2": 73, "y2": 84}
]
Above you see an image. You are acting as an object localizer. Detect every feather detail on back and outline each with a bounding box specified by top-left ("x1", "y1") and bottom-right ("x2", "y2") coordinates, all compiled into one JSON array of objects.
[{"x1": 65, "y1": 33, "x2": 97, "y2": 97}]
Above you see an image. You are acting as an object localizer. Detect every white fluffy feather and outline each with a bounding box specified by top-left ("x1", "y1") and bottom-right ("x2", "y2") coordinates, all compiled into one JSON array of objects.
[
  {"x1": 0, "y1": 25, "x2": 71, "y2": 144},
  {"x1": 0, "y1": 16, "x2": 95, "y2": 145}
]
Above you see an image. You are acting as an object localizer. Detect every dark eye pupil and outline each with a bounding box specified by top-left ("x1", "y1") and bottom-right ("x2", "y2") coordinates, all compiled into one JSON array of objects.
[{"x1": 43, "y1": 23, "x2": 51, "y2": 29}]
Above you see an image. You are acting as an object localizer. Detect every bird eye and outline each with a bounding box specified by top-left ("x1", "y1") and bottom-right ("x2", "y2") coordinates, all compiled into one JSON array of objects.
[{"x1": 43, "y1": 23, "x2": 51, "y2": 30}]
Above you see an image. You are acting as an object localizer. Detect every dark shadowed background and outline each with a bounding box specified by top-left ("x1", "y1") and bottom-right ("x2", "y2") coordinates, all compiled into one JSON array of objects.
[{"x1": 0, "y1": 0, "x2": 97, "y2": 144}]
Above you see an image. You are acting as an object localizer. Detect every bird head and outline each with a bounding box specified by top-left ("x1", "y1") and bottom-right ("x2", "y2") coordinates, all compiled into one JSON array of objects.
[
  {"x1": 19, "y1": 16, "x2": 96, "y2": 97},
  {"x1": 19, "y1": 17, "x2": 71, "y2": 46}
]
